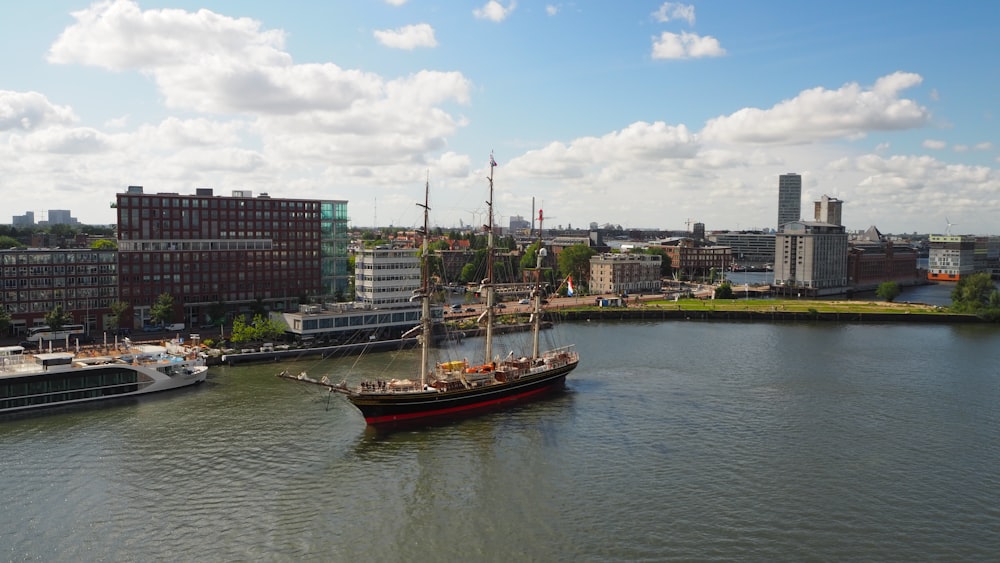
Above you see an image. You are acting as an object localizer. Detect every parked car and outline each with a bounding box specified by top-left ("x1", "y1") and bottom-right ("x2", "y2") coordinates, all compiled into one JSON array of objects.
[
  {"x1": 518, "y1": 298, "x2": 530, "y2": 305},
  {"x1": 143, "y1": 324, "x2": 163, "y2": 332},
  {"x1": 465, "y1": 307, "x2": 476, "y2": 312},
  {"x1": 165, "y1": 323, "x2": 186, "y2": 331},
  {"x1": 450, "y1": 304, "x2": 462, "y2": 310}
]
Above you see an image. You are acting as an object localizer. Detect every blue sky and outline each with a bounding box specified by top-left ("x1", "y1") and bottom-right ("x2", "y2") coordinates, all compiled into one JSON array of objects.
[{"x1": 2, "y1": 1, "x2": 998, "y2": 235}]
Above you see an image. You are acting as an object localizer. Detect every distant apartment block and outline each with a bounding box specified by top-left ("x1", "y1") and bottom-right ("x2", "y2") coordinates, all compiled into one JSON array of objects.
[
  {"x1": 777, "y1": 173, "x2": 802, "y2": 232},
  {"x1": 115, "y1": 186, "x2": 349, "y2": 328},
  {"x1": 12, "y1": 211, "x2": 34, "y2": 227},
  {"x1": 589, "y1": 253, "x2": 662, "y2": 295},
  {"x1": 45, "y1": 210, "x2": 79, "y2": 225}
]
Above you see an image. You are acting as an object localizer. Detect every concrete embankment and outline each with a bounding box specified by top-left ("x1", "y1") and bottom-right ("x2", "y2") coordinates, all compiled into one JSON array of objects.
[
  {"x1": 552, "y1": 308, "x2": 982, "y2": 324},
  {"x1": 218, "y1": 338, "x2": 418, "y2": 366}
]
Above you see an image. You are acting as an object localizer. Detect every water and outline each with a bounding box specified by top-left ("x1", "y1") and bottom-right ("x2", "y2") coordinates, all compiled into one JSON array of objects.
[{"x1": 3, "y1": 320, "x2": 1000, "y2": 561}]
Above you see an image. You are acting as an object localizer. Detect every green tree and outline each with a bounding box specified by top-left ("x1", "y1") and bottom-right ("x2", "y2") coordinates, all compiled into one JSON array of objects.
[
  {"x1": 520, "y1": 241, "x2": 543, "y2": 273},
  {"x1": 876, "y1": 281, "x2": 901, "y2": 302},
  {"x1": 715, "y1": 282, "x2": 735, "y2": 299},
  {"x1": 207, "y1": 300, "x2": 227, "y2": 327},
  {"x1": 951, "y1": 272, "x2": 999, "y2": 316},
  {"x1": 90, "y1": 239, "x2": 117, "y2": 250},
  {"x1": 230, "y1": 315, "x2": 250, "y2": 344},
  {"x1": 48, "y1": 223, "x2": 77, "y2": 237},
  {"x1": 557, "y1": 244, "x2": 596, "y2": 286},
  {"x1": 44, "y1": 304, "x2": 73, "y2": 332},
  {"x1": 149, "y1": 293, "x2": 175, "y2": 326},
  {"x1": 0, "y1": 235, "x2": 24, "y2": 249},
  {"x1": 109, "y1": 301, "x2": 130, "y2": 331},
  {"x1": 0, "y1": 306, "x2": 11, "y2": 336}
]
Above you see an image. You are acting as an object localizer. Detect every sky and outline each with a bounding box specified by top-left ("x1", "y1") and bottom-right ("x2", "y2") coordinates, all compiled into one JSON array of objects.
[{"x1": 1, "y1": 1, "x2": 998, "y2": 236}]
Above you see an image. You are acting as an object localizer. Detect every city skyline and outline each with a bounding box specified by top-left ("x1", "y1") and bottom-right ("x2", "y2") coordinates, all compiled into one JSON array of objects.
[{"x1": 1, "y1": 1, "x2": 998, "y2": 235}]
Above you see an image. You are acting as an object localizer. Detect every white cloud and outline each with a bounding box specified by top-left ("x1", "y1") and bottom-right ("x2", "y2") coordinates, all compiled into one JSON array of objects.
[
  {"x1": 474, "y1": 1, "x2": 516, "y2": 23},
  {"x1": 546, "y1": 5, "x2": 559, "y2": 16},
  {"x1": 0, "y1": 90, "x2": 78, "y2": 132},
  {"x1": 974, "y1": 142, "x2": 993, "y2": 151},
  {"x1": 9, "y1": 126, "x2": 109, "y2": 154},
  {"x1": 652, "y1": 2, "x2": 695, "y2": 25},
  {"x1": 44, "y1": 0, "x2": 470, "y2": 172},
  {"x1": 374, "y1": 23, "x2": 437, "y2": 50},
  {"x1": 701, "y1": 72, "x2": 928, "y2": 144},
  {"x1": 922, "y1": 139, "x2": 946, "y2": 149},
  {"x1": 385, "y1": 0, "x2": 408, "y2": 6},
  {"x1": 651, "y1": 32, "x2": 725, "y2": 60}
]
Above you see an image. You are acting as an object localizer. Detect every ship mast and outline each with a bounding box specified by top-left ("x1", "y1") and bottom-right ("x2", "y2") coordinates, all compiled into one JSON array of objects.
[
  {"x1": 484, "y1": 153, "x2": 497, "y2": 364},
  {"x1": 417, "y1": 175, "x2": 431, "y2": 388},
  {"x1": 532, "y1": 209, "x2": 546, "y2": 359}
]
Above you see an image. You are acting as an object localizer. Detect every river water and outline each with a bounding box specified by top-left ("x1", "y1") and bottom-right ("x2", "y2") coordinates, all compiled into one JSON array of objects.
[{"x1": 3, "y1": 319, "x2": 999, "y2": 561}]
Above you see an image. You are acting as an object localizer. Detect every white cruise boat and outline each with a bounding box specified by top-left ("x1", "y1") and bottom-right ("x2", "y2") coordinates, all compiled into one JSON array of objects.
[{"x1": 0, "y1": 342, "x2": 207, "y2": 414}]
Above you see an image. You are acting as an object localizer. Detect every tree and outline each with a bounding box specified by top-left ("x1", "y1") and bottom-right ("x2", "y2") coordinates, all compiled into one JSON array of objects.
[
  {"x1": 0, "y1": 235, "x2": 24, "y2": 249},
  {"x1": 109, "y1": 301, "x2": 130, "y2": 331},
  {"x1": 715, "y1": 282, "x2": 735, "y2": 299},
  {"x1": 557, "y1": 244, "x2": 596, "y2": 286},
  {"x1": 149, "y1": 293, "x2": 175, "y2": 326},
  {"x1": 876, "y1": 281, "x2": 901, "y2": 302},
  {"x1": 90, "y1": 239, "x2": 117, "y2": 250},
  {"x1": 45, "y1": 305, "x2": 73, "y2": 332},
  {"x1": 230, "y1": 313, "x2": 285, "y2": 344},
  {"x1": 0, "y1": 306, "x2": 11, "y2": 336},
  {"x1": 951, "y1": 272, "x2": 1000, "y2": 316},
  {"x1": 520, "y1": 241, "x2": 543, "y2": 273}
]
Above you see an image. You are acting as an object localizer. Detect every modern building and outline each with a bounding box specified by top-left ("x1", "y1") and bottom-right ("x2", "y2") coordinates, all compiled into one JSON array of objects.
[
  {"x1": 927, "y1": 235, "x2": 976, "y2": 281},
  {"x1": 777, "y1": 173, "x2": 802, "y2": 232},
  {"x1": 44, "y1": 210, "x2": 79, "y2": 226},
  {"x1": 354, "y1": 247, "x2": 421, "y2": 309},
  {"x1": 115, "y1": 186, "x2": 349, "y2": 329},
  {"x1": 589, "y1": 253, "x2": 662, "y2": 295},
  {"x1": 0, "y1": 248, "x2": 117, "y2": 336},
  {"x1": 707, "y1": 231, "x2": 775, "y2": 269},
  {"x1": 508, "y1": 215, "x2": 531, "y2": 235},
  {"x1": 276, "y1": 246, "x2": 436, "y2": 344},
  {"x1": 773, "y1": 221, "x2": 848, "y2": 296},
  {"x1": 12, "y1": 211, "x2": 34, "y2": 227}
]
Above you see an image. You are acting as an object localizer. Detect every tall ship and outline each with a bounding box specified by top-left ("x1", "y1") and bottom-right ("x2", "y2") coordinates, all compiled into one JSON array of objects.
[
  {"x1": 0, "y1": 341, "x2": 207, "y2": 414},
  {"x1": 286, "y1": 158, "x2": 579, "y2": 426}
]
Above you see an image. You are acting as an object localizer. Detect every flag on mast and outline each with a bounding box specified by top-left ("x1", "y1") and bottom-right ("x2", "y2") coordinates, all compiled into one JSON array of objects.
[
  {"x1": 490, "y1": 153, "x2": 498, "y2": 167},
  {"x1": 566, "y1": 275, "x2": 575, "y2": 297}
]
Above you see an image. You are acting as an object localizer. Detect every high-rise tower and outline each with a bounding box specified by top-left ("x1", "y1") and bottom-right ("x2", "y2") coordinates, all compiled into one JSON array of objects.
[{"x1": 777, "y1": 173, "x2": 802, "y2": 232}]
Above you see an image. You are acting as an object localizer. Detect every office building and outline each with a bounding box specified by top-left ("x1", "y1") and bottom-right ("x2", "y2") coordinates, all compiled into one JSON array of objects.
[
  {"x1": 777, "y1": 173, "x2": 802, "y2": 232},
  {"x1": 773, "y1": 221, "x2": 848, "y2": 296},
  {"x1": 12, "y1": 212, "x2": 35, "y2": 227},
  {"x1": 115, "y1": 186, "x2": 349, "y2": 328},
  {"x1": 0, "y1": 248, "x2": 117, "y2": 336}
]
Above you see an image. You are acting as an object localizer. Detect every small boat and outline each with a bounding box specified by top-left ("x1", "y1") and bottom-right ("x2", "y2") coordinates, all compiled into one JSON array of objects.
[
  {"x1": 287, "y1": 158, "x2": 579, "y2": 426},
  {"x1": 0, "y1": 342, "x2": 207, "y2": 414}
]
